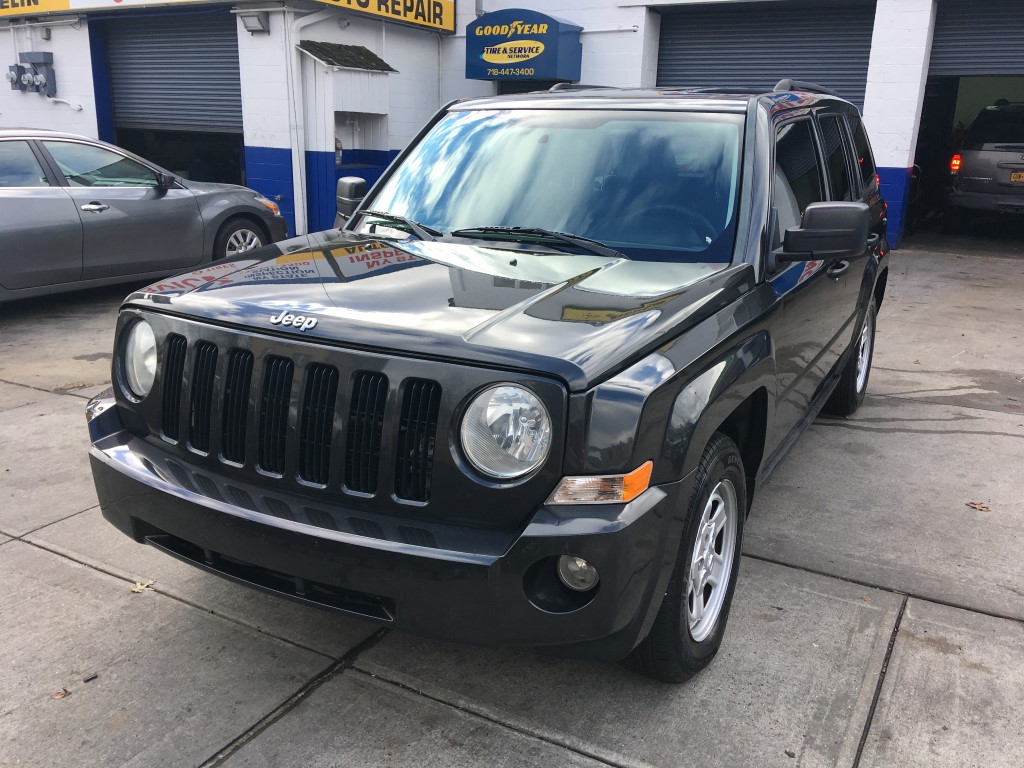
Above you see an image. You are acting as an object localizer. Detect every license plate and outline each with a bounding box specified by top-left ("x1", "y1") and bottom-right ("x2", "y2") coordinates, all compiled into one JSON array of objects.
[{"x1": 1011, "y1": 171, "x2": 1024, "y2": 183}]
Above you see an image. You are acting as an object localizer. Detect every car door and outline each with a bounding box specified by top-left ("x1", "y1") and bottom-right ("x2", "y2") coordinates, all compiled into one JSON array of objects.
[
  {"x1": 0, "y1": 139, "x2": 83, "y2": 290},
  {"x1": 39, "y1": 139, "x2": 204, "y2": 280},
  {"x1": 767, "y1": 118, "x2": 852, "y2": 448},
  {"x1": 816, "y1": 112, "x2": 871, "y2": 348}
]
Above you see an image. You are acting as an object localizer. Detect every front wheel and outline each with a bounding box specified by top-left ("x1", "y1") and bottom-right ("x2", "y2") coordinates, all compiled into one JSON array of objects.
[
  {"x1": 214, "y1": 219, "x2": 266, "y2": 261},
  {"x1": 823, "y1": 296, "x2": 877, "y2": 417},
  {"x1": 626, "y1": 433, "x2": 746, "y2": 683}
]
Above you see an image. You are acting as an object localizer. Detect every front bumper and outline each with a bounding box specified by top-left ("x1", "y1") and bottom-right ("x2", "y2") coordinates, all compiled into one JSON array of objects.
[
  {"x1": 88, "y1": 394, "x2": 691, "y2": 660},
  {"x1": 267, "y1": 214, "x2": 289, "y2": 241}
]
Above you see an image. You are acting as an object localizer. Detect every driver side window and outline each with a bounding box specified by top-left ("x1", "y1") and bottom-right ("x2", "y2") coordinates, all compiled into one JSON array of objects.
[
  {"x1": 42, "y1": 141, "x2": 158, "y2": 188},
  {"x1": 772, "y1": 120, "x2": 825, "y2": 248}
]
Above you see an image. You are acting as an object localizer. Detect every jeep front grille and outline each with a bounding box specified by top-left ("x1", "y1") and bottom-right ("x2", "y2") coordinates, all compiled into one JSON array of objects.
[
  {"x1": 157, "y1": 341, "x2": 440, "y2": 502},
  {"x1": 345, "y1": 371, "x2": 388, "y2": 494}
]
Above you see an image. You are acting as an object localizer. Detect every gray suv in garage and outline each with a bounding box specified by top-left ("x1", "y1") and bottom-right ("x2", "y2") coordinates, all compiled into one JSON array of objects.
[
  {"x1": 948, "y1": 102, "x2": 1024, "y2": 219},
  {"x1": 0, "y1": 130, "x2": 288, "y2": 303}
]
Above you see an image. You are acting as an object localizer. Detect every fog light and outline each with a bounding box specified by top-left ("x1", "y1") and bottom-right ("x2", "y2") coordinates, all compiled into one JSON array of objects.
[{"x1": 557, "y1": 555, "x2": 599, "y2": 592}]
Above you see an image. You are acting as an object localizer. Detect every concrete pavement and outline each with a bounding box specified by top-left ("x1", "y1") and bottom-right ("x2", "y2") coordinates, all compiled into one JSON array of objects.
[{"x1": 1, "y1": 246, "x2": 1022, "y2": 767}]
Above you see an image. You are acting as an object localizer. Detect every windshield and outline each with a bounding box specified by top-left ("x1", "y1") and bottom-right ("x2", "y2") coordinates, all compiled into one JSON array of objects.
[
  {"x1": 964, "y1": 107, "x2": 1024, "y2": 148},
  {"x1": 359, "y1": 109, "x2": 745, "y2": 263}
]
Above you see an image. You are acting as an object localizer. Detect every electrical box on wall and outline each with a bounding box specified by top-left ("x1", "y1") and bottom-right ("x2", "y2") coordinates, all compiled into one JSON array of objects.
[{"x1": 8, "y1": 52, "x2": 57, "y2": 97}]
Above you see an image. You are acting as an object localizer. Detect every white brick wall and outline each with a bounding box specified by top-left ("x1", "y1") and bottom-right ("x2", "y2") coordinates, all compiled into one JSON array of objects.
[
  {"x1": 237, "y1": 13, "x2": 292, "y2": 150},
  {"x1": 861, "y1": 0, "x2": 937, "y2": 169},
  {"x1": 0, "y1": 21, "x2": 98, "y2": 137}
]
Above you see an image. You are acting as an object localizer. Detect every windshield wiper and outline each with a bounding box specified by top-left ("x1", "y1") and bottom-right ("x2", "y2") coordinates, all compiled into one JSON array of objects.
[
  {"x1": 449, "y1": 226, "x2": 629, "y2": 260},
  {"x1": 360, "y1": 210, "x2": 440, "y2": 241}
]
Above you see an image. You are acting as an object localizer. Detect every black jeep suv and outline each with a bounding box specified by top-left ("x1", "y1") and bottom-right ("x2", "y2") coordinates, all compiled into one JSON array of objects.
[{"x1": 87, "y1": 83, "x2": 888, "y2": 682}]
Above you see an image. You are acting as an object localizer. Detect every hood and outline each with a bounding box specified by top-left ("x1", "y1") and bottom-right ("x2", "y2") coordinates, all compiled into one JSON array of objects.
[
  {"x1": 180, "y1": 179, "x2": 252, "y2": 195},
  {"x1": 127, "y1": 231, "x2": 751, "y2": 390}
]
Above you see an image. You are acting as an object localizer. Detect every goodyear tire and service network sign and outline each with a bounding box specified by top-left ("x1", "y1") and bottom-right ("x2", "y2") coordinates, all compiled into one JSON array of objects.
[
  {"x1": 1, "y1": 0, "x2": 456, "y2": 33},
  {"x1": 466, "y1": 8, "x2": 582, "y2": 82}
]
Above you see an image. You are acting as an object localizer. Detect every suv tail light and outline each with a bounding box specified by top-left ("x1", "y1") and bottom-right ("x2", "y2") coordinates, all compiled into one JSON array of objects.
[{"x1": 950, "y1": 154, "x2": 962, "y2": 173}]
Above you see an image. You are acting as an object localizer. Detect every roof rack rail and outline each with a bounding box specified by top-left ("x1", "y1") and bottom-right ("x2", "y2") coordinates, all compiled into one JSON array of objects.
[
  {"x1": 773, "y1": 79, "x2": 839, "y2": 97},
  {"x1": 548, "y1": 83, "x2": 614, "y2": 92}
]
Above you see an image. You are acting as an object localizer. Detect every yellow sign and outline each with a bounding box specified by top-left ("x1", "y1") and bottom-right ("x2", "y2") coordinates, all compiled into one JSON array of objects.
[
  {"x1": 312, "y1": 0, "x2": 455, "y2": 34},
  {"x1": 482, "y1": 40, "x2": 544, "y2": 64},
  {"x1": 0, "y1": 0, "x2": 210, "y2": 18}
]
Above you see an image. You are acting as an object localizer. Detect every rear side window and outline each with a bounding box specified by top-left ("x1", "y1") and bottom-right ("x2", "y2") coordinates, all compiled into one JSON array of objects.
[
  {"x1": 964, "y1": 108, "x2": 1024, "y2": 148},
  {"x1": 819, "y1": 116, "x2": 854, "y2": 201},
  {"x1": 848, "y1": 116, "x2": 877, "y2": 187},
  {"x1": 773, "y1": 120, "x2": 824, "y2": 241},
  {"x1": 0, "y1": 141, "x2": 48, "y2": 188}
]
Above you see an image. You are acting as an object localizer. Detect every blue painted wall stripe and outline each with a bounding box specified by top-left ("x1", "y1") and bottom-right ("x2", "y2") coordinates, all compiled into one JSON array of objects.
[
  {"x1": 88, "y1": 22, "x2": 114, "y2": 143},
  {"x1": 244, "y1": 145, "x2": 294, "y2": 237},
  {"x1": 877, "y1": 166, "x2": 912, "y2": 249}
]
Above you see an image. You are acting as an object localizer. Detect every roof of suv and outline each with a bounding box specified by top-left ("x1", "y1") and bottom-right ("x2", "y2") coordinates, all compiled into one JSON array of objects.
[{"x1": 453, "y1": 86, "x2": 853, "y2": 113}]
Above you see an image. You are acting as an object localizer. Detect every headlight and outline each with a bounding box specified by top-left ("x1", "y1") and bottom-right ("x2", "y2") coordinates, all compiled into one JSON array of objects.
[
  {"x1": 254, "y1": 194, "x2": 280, "y2": 215},
  {"x1": 460, "y1": 385, "x2": 551, "y2": 479},
  {"x1": 123, "y1": 320, "x2": 157, "y2": 399}
]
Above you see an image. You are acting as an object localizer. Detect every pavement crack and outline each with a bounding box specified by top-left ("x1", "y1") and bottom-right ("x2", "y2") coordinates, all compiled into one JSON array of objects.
[
  {"x1": 353, "y1": 667, "x2": 645, "y2": 768},
  {"x1": 741, "y1": 553, "x2": 1024, "y2": 627},
  {"x1": 18, "y1": 537, "x2": 339, "y2": 659},
  {"x1": 197, "y1": 628, "x2": 390, "y2": 768},
  {"x1": 813, "y1": 419, "x2": 1024, "y2": 439},
  {"x1": 852, "y1": 595, "x2": 907, "y2": 768},
  {"x1": 15, "y1": 505, "x2": 97, "y2": 538}
]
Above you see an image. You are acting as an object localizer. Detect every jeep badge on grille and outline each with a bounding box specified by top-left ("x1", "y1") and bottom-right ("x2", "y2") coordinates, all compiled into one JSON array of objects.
[{"x1": 269, "y1": 310, "x2": 318, "y2": 332}]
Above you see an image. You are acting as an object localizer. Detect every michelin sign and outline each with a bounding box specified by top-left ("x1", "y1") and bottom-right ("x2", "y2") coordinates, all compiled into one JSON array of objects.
[{"x1": 466, "y1": 9, "x2": 582, "y2": 82}]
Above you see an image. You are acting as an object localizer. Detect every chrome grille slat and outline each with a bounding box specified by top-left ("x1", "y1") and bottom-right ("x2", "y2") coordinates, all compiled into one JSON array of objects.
[
  {"x1": 221, "y1": 349, "x2": 254, "y2": 464},
  {"x1": 394, "y1": 378, "x2": 441, "y2": 502},
  {"x1": 345, "y1": 371, "x2": 388, "y2": 494},
  {"x1": 299, "y1": 363, "x2": 339, "y2": 485},
  {"x1": 258, "y1": 355, "x2": 294, "y2": 474},
  {"x1": 160, "y1": 334, "x2": 188, "y2": 441},
  {"x1": 188, "y1": 342, "x2": 218, "y2": 453}
]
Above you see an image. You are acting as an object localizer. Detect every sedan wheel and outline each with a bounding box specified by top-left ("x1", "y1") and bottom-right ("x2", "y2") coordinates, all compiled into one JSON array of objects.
[{"x1": 226, "y1": 228, "x2": 262, "y2": 256}]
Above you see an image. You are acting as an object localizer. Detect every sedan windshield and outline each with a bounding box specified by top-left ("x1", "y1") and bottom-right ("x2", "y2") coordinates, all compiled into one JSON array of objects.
[{"x1": 361, "y1": 109, "x2": 744, "y2": 263}]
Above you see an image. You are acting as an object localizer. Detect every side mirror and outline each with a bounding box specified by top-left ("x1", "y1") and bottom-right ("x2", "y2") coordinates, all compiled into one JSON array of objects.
[
  {"x1": 155, "y1": 172, "x2": 174, "y2": 190},
  {"x1": 335, "y1": 176, "x2": 367, "y2": 222},
  {"x1": 776, "y1": 201, "x2": 870, "y2": 262}
]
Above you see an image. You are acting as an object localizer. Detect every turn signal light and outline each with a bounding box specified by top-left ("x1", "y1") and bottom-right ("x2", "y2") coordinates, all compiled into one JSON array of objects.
[
  {"x1": 548, "y1": 461, "x2": 654, "y2": 505},
  {"x1": 950, "y1": 154, "x2": 962, "y2": 173}
]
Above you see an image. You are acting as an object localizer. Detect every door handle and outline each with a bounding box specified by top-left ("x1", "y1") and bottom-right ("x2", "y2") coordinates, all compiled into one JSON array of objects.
[
  {"x1": 80, "y1": 202, "x2": 109, "y2": 213},
  {"x1": 826, "y1": 260, "x2": 850, "y2": 280}
]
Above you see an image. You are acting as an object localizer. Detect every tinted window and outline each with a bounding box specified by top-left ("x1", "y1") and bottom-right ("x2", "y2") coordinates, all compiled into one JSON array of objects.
[
  {"x1": 0, "y1": 141, "x2": 48, "y2": 187},
  {"x1": 819, "y1": 116, "x2": 854, "y2": 201},
  {"x1": 43, "y1": 141, "x2": 158, "y2": 187},
  {"x1": 848, "y1": 116, "x2": 876, "y2": 186},
  {"x1": 773, "y1": 120, "x2": 824, "y2": 241},
  {"x1": 363, "y1": 109, "x2": 744, "y2": 263},
  {"x1": 964, "y1": 108, "x2": 1024, "y2": 148}
]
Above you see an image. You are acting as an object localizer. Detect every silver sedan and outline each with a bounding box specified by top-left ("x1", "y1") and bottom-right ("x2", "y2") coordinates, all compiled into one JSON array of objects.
[{"x1": 0, "y1": 129, "x2": 288, "y2": 302}]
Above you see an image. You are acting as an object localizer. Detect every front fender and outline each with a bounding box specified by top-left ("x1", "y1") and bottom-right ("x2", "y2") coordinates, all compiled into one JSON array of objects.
[{"x1": 661, "y1": 331, "x2": 774, "y2": 482}]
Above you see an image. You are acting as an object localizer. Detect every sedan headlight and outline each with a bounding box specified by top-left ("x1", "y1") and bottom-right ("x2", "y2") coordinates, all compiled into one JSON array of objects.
[
  {"x1": 122, "y1": 320, "x2": 157, "y2": 399},
  {"x1": 460, "y1": 385, "x2": 551, "y2": 480}
]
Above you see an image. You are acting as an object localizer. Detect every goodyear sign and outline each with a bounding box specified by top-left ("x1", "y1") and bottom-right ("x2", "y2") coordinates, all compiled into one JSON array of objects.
[
  {"x1": 466, "y1": 9, "x2": 581, "y2": 81},
  {"x1": 0, "y1": 0, "x2": 208, "y2": 17}
]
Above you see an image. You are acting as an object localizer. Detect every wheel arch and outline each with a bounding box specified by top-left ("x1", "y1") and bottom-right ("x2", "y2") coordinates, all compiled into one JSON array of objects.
[
  {"x1": 873, "y1": 266, "x2": 888, "y2": 310},
  {"x1": 657, "y1": 331, "x2": 775, "y2": 503}
]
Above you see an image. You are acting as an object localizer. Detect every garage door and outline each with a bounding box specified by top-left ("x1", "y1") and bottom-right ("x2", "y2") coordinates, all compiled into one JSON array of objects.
[
  {"x1": 929, "y1": 0, "x2": 1024, "y2": 76},
  {"x1": 105, "y1": 10, "x2": 243, "y2": 134},
  {"x1": 657, "y1": 1, "x2": 877, "y2": 109}
]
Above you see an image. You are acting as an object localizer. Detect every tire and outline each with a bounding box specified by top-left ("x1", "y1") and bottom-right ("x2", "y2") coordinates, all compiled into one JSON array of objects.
[
  {"x1": 626, "y1": 433, "x2": 746, "y2": 683},
  {"x1": 213, "y1": 219, "x2": 266, "y2": 261},
  {"x1": 823, "y1": 295, "x2": 877, "y2": 417}
]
